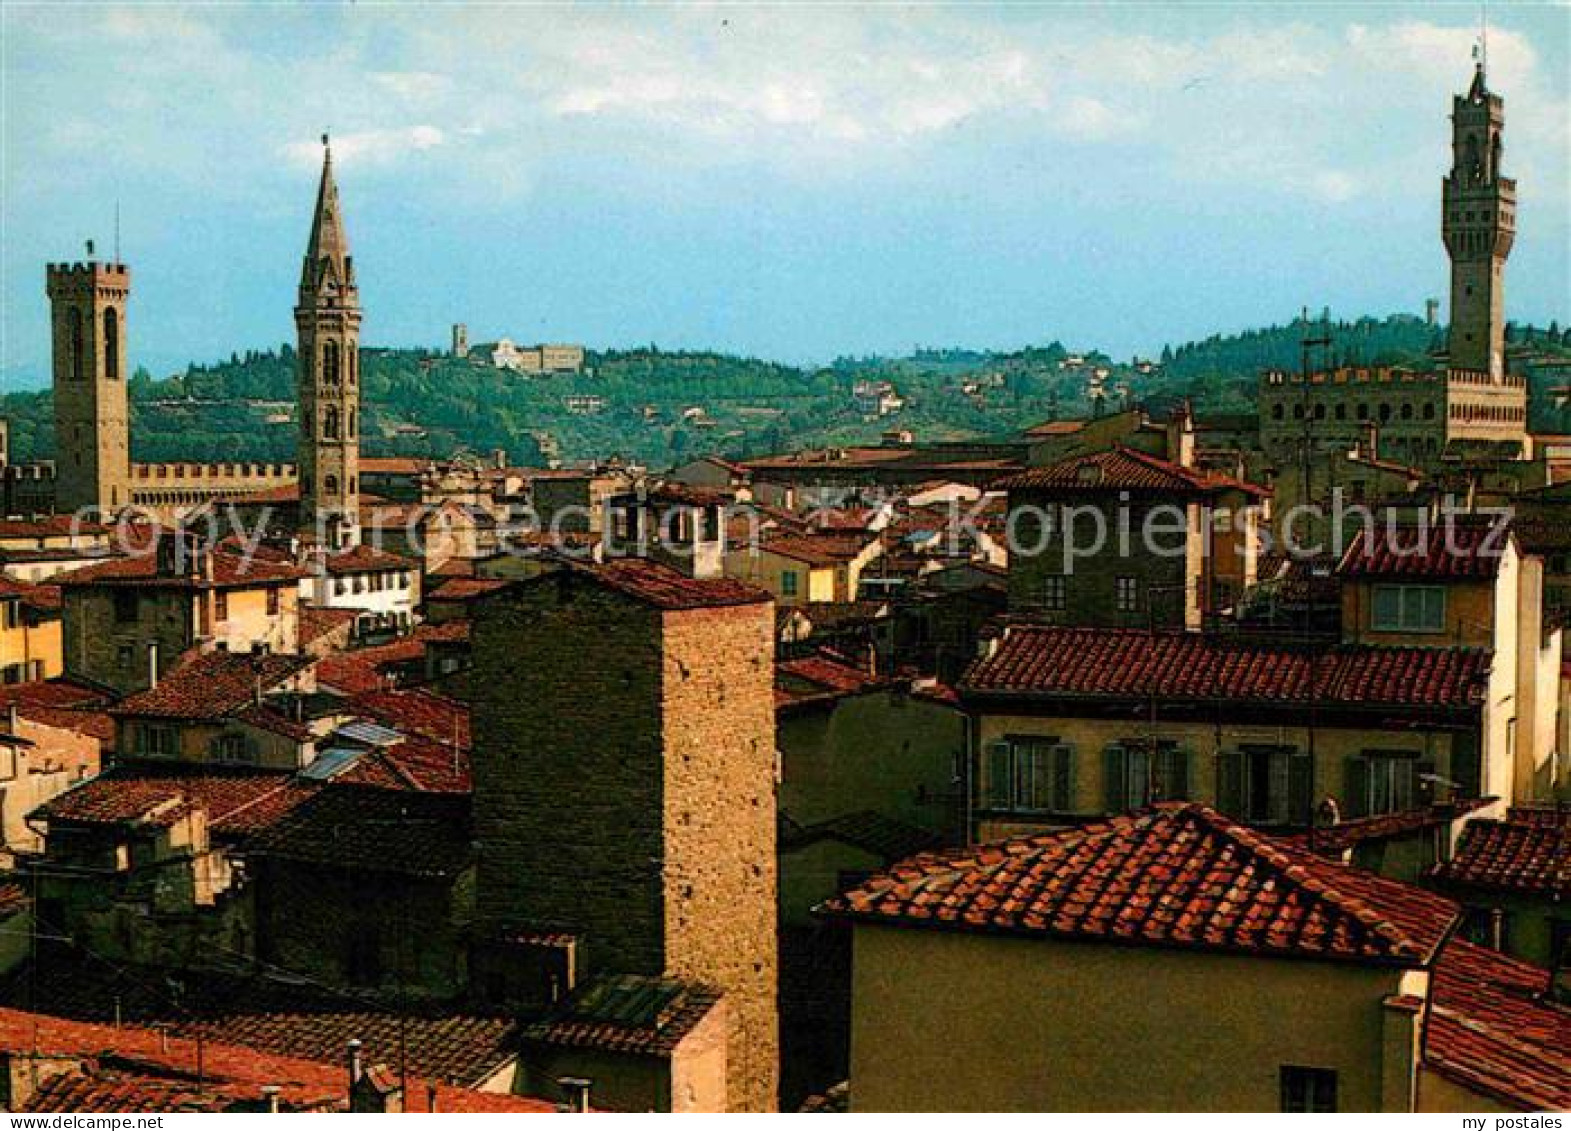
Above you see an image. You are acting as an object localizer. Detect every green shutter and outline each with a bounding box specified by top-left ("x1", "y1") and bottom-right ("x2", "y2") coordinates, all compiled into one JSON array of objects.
[
  {"x1": 1103, "y1": 745, "x2": 1128, "y2": 813},
  {"x1": 1172, "y1": 747, "x2": 1193, "y2": 801},
  {"x1": 1287, "y1": 751, "x2": 1314, "y2": 826},
  {"x1": 1053, "y1": 744, "x2": 1075, "y2": 813},
  {"x1": 986, "y1": 741, "x2": 1012, "y2": 810},
  {"x1": 1216, "y1": 749, "x2": 1244, "y2": 816},
  {"x1": 1344, "y1": 756, "x2": 1370, "y2": 819}
]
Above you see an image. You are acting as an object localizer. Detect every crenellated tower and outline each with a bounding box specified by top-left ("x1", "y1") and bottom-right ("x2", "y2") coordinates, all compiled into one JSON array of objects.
[
  {"x1": 47, "y1": 251, "x2": 131, "y2": 517},
  {"x1": 295, "y1": 137, "x2": 361, "y2": 545},
  {"x1": 1442, "y1": 61, "x2": 1515, "y2": 380}
]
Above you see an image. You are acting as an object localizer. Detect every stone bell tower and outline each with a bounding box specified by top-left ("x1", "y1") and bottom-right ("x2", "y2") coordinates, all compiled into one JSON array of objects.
[
  {"x1": 48, "y1": 248, "x2": 131, "y2": 517},
  {"x1": 1442, "y1": 60, "x2": 1515, "y2": 379},
  {"x1": 296, "y1": 136, "x2": 361, "y2": 545}
]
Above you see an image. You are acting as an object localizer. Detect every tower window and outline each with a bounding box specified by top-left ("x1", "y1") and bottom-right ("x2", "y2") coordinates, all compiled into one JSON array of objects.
[
  {"x1": 324, "y1": 474, "x2": 339, "y2": 497},
  {"x1": 323, "y1": 340, "x2": 341, "y2": 386},
  {"x1": 103, "y1": 307, "x2": 120, "y2": 381},
  {"x1": 68, "y1": 307, "x2": 84, "y2": 381},
  {"x1": 323, "y1": 405, "x2": 340, "y2": 440}
]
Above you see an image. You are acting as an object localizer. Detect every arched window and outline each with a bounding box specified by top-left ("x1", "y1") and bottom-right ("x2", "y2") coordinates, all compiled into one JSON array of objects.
[
  {"x1": 1466, "y1": 135, "x2": 1481, "y2": 181},
  {"x1": 348, "y1": 412, "x2": 356, "y2": 439},
  {"x1": 1423, "y1": 403, "x2": 1435, "y2": 420},
  {"x1": 323, "y1": 340, "x2": 341, "y2": 385},
  {"x1": 1379, "y1": 403, "x2": 1392, "y2": 422},
  {"x1": 103, "y1": 307, "x2": 120, "y2": 381},
  {"x1": 323, "y1": 405, "x2": 340, "y2": 440},
  {"x1": 68, "y1": 307, "x2": 84, "y2": 381},
  {"x1": 1313, "y1": 404, "x2": 1326, "y2": 420},
  {"x1": 1356, "y1": 404, "x2": 1369, "y2": 421},
  {"x1": 324, "y1": 474, "x2": 339, "y2": 497},
  {"x1": 1334, "y1": 404, "x2": 1346, "y2": 421},
  {"x1": 1271, "y1": 404, "x2": 1284, "y2": 421},
  {"x1": 348, "y1": 350, "x2": 357, "y2": 386},
  {"x1": 1400, "y1": 403, "x2": 1413, "y2": 420}
]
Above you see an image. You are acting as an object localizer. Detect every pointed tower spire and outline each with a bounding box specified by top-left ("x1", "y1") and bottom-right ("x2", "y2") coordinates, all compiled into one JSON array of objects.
[{"x1": 301, "y1": 133, "x2": 354, "y2": 296}]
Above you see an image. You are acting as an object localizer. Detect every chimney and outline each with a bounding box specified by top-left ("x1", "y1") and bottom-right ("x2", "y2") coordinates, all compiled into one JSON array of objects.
[
  {"x1": 557, "y1": 1076, "x2": 592, "y2": 1113},
  {"x1": 260, "y1": 1084, "x2": 281, "y2": 1114},
  {"x1": 493, "y1": 448, "x2": 507, "y2": 469},
  {"x1": 147, "y1": 642, "x2": 160, "y2": 691},
  {"x1": 346, "y1": 1039, "x2": 364, "y2": 1088},
  {"x1": 1488, "y1": 907, "x2": 1506, "y2": 951}
]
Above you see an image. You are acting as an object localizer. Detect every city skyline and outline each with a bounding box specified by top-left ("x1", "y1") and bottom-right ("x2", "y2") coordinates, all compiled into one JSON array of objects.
[{"x1": 2, "y1": 3, "x2": 1568, "y2": 387}]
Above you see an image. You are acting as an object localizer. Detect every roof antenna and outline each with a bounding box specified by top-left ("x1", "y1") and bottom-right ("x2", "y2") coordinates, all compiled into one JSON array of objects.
[{"x1": 1478, "y1": 0, "x2": 1489, "y2": 81}]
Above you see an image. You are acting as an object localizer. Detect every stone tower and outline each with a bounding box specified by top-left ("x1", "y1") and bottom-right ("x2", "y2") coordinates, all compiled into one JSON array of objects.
[
  {"x1": 47, "y1": 252, "x2": 131, "y2": 516},
  {"x1": 296, "y1": 137, "x2": 361, "y2": 545},
  {"x1": 470, "y1": 561, "x2": 780, "y2": 1111},
  {"x1": 1442, "y1": 61, "x2": 1515, "y2": 379}
]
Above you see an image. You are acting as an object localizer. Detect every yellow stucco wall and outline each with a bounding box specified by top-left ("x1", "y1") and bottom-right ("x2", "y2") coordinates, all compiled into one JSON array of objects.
[
  {"x1": 0, "y1": 607, "x2": 62, "y2": 682},
  {"x1": 848, "y1": 924, "x2": 1409, "y2": 1112}
]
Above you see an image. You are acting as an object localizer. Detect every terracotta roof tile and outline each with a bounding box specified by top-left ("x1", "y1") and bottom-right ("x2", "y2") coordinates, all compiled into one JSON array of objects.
[
  {"x1": 244, "y1": 786, "x2": 471, "y2": 877},
  {"x1": 522, "y1": 975, "x2": 721, "y2": 1059},
  {"x1": 299, "y1": 605, "x2": 358, "y2": 647},
  {"x1": 33, "y1": 765, "x2": 314, "y2": 839},
  {"x1": 776, "y1": 654, "x2": 887, "y2": 710},
  {"x1": 998, "y1": 445, "x2": 1266, "y2": 497},
  {"x1": 112, "y1": 650, "x2": 313, "y2": 721},
  {"x1": 820, "y1": 804, "x2": 1459, "y2": 966},
  {"x1": 54, "y1": 546, "x2": 306, "y2": 590},
  {"x1": 1336, "y1": 521, "x2": 1511, "y2": 581},
  {"x1": 1432, "y1": 812, "x2": 1569, "y2": 897},
  {"x1": 542, "y1": 559, "x2": 770, "y2": 611},
  {"x1": 961, "y1": 626, "x2": 1489, "y2": 711},
  {"x1": 1427, "y1": 940, "x2": 1571, "y2": 1111},
  {"x1": 316, "y1": 543, "x2": 416, "y2": 575}
]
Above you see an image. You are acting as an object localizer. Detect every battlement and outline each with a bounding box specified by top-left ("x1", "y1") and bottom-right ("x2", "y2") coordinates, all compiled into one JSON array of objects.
[
  {"x1": 45, "y1": 261, "x2": 131, "y2": 292},
  {"x1": 133, "y1": 461, "x2": 297, "y2": 483},
  {"x1": 1261, "y1": 366, "x2": 1440, "y2": 388}
]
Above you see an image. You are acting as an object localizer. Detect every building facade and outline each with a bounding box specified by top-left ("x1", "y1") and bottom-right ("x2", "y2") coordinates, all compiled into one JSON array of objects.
[{"x1": 47, "y1": 258, "x2": 130, "y2": 517}]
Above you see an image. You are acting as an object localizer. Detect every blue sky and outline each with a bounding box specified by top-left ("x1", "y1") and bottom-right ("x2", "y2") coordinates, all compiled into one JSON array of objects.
[{"x1": 2, "y1": 2, "x2": 1567, "y2": 386}]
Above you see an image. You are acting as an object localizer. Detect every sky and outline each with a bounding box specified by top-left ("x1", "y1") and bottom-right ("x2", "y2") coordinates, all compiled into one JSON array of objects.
[{"x1": 1, "y1": 2, "x2": 1567, "y2": 386}]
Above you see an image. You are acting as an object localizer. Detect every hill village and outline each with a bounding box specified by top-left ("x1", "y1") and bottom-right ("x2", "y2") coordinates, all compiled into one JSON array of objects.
[{"x1": 0, "y1": 58, "x2": 1565, "y2": 1113}]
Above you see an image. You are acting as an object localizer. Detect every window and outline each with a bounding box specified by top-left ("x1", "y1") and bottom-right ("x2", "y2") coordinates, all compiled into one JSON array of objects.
[
  {"x1": 985, "y1": 737, "x2": 1075, "y2": 814},
  {"x1": 1345, "y1": 751, "x2": 1428, "y2": 817},
  {"x1": 211, "y1": 733, "x2": 255, "y2": 765},
  {"x1": 1115, "y1": 576, "x2": 1139, "y2": 613},
  {"x1": 1, "y1": 664, "x2": 23, "y2": 686},
  {"x1": 214, "y1": 591, "x2": 229, "y2": 622},
  {"x1": 1371, "y1": 585, "x2": 1445, "y2": 633},
  {"x1": 113, "y1": 591, "x2": 139, "y2": 624},
  {"x1": 780, "y1": 570, "x2": 799, "y2": 598},
  {"x1": 1103, "y1": 742, "x2": 1190, "y2": 811},
  {"x1": 67, "y1": 307, "x2": 84, "y2": 382},
  {"x1": 323, "y1": 340, "x2": 341, "y2": 385},
  {"x1": 1043, "y1": 575, "x2": 1066, "y2": 611},
  {"x1": 267, "y1": 588, "x2": 281, "y2": 615},
  {"x1": 137, "y1": 725, "x2": 177, "y2": 759},
  {"x1": 323, "y1": 405, "x2": 340, "y2": 440},
  {"x1": 1281, "y1": 1067, "x2": 1337, "y2": 1113},
  {"x1": 116, "y1": 643, "x2": 135, "y2": 667},
  {"x1": 1218, "y1": 745, "x2": 1311, "y2": 825},
  {"x1": 103, "y1": 307, "x2": 120, "y2": 381}
]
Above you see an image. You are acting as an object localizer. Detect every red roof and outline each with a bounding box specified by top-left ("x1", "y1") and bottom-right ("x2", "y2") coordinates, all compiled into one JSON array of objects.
[
  {"x1": 1428, "y1": 940, "x2": 1571, "y2": 1111},
  {"x1": 0, "y1": 516, "x2": 111, "y2": 542},
  {"x1": 1431, "y1": 811, "x2": 1569, "y2": 897},
  {"x1": 428, "y1": 576, "x2": 511, "y2": 602},
  {"x1": 0, "y1": 575, "x2": 62, "y2": 612},
  {"x1": 112, "y1": 650, "x2": 312, "y2": 721},
  {"x1": 33, "y1": 766, "x2": 315, "y2": 837},
  {"x1": 315, "y1": 633, "x2": 433, "y2": 694},
  {"x1": 54, "y1": 546, "x2": 306, "y2": 590},
  {"x1": 962, "y1": 626, "x2": 1489, "y2": 711},
  {"x1": 299, "y1": 604, "x2": 358, "y2": 647},
  {"x1": 821, "y1": 803, "x2": 1459, "y2": 967},
  {"x1": 522, "y1": 975, "x2": 722, "y2": 1059},
  {"x1": 349, "y1": 688, "x2": 470, "y2": 750},
  {"x1": 1337, "y1": 522, "x2": 1510, "y2": 581},
  {"x1": 317, "y1": 543, "x2": 416, "y2": 575},
  {"x1": 557, "y1": 559, "x2": 771, "y2": 611},
  {"x1": 0, "y1": 680, "x2": 115, "y2": 743},
  {"x1": 776, "y1": 654, "x2": 886, "y2": 710},
  {"x1": 0, "y1": 1005, "x2": 555, "y2": 1113},
  {"x1": 998, "y1": 445, "x2": 1266, "y2": 498},
  {"x1": 761, "y1": 533, "x2": 874, "y2": 566}
]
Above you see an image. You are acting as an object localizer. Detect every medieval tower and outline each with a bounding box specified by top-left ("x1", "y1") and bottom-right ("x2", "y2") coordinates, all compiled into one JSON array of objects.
[
  {"x1": 296, "y1": 137, "x2": 361, "y2": 544},
  {"x1": 1443, "y1": 60, "x2": 1515, "y2": 379},
  {"x1": 47, "y1": 251, "x2": 131, "y2": 516}
]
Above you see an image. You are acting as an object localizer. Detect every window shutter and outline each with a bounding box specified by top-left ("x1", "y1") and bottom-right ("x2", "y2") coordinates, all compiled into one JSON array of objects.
[
  {"x1": 1103, "y1": 745, "x2": 1128, "y2": 813},
  {"x1": 1393, "y1": 758, "x2": 1416, "y2": 812},
  {"x1": 1216, "y1": 749, "x2": 1244, "y2": 816},
  {"x1": 986, "y1": 742, "x2": 1012, "y2": 810},
  {"x1": 1287, "y1": 751, "x2": 1314, "y2": 827},
  {"x1": 1172, "y1": 747, "x2": 1193, "y2": 801},
  {"x1": 1268, "y1": 749, "x2": 1292, "y2": 824},
  {"x1": 1344, "y1": 756, "x2": 1370, "y2": 819},
  {"x1": 1053, "y1": 744, "x2": 1075, "y2": 813}
]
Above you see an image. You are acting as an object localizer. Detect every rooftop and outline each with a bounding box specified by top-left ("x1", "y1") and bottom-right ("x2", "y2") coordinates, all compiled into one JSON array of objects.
[
  {"x1": 522, "y1": 974, "x2": 721, "y2": 1059},
  {"x1": 54, "y1": 546, "x2": 306, "y2": 590},
  {"x1": 244, "y1": 785, "x2": 471, "y2": 877},
  {"x1": 1431, "y1": 809, "x2": 1569, "y2": 898},
  {"x1": 111, "y1": 650, "x2": 313, "y2": 722},
  {"x1": 962, "y1": 626, "x2": 1489, "y2": 712},
  {"x1": 997, "y1": 444, "x2": 1266, "y2": 498},
  {"x1": 1336, "y1": 521, "x2": 1511, "y2": 582},
  {"x1": 820, "y1": 803, "x2": 1459, "y2": 967},
  {"x1": 32, "y1": 765, "x2": 315, "y2": 839}
]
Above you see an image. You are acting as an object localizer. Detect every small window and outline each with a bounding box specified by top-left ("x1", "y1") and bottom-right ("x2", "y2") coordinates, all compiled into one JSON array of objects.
[
  {"x1": 985, "y1": 738, "x2": 1074, "y2": 814},
  {"x1": 113, "y1": 591, "x2": 139, "y2": 624},
  {"x1": 1115, "y1": 576, "x2": 1139, "y2": 613},
  {"x1": 1371, "y1": 585, "x2": 1445, "y2": 633},
  {"x1": 1043, "y1": 575, "x2": 1066, "y2": 611},
  {"x1": 1280, "y1": 1067, "x2": 1337, "y2": 1113},
  {"x1": 137, "y1": 725, "x2": 177, "y2": 759},
  {"x1": 780, "y1": 570, "x2": 799, "y2": 597},
  {"x1": 211, "y1": 733, "x2": 254, "y2": 765},
  {"x1": 116, "y1": 643, "x2": 135, "y2": 667},
  {"x1": 214, "y1": 591, "x2": 229, "y2": 622},
  {"x1": 267, "y1": 588, "x2": 281, "y2": 616}
]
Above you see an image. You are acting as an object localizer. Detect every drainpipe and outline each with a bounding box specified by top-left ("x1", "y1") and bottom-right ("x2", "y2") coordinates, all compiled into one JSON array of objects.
[
  {"x1": 260, "y1": 1084, "x2": 280, "y2": 1114},
  {"x1": 147, "y1": 642, "x2": 160, "y2": 690}
]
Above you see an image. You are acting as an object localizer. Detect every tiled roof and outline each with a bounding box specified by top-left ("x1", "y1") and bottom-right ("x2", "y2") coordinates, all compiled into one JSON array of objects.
[
  {"x1": 776, "y1": 654, "x2": 887, "y2": 711},
  {"x1": 962, "y1": 626, "x2": 1489, "y2": 711},
  {"x1": 427, "y1": 576, "x2": 511, "y2": 602},
  {"x1": 0, "y1": 953, "x2": 521, "y2": 1090},
  {"x1": 33, "y1": 765, "x2": 314, "y2": 838},
  {"x1": 244, "y1": 786, "x2": 472, "y2": 877},
  {"x1": 54, "y1": 546, "x2": 306, "y2": 590},
  {"x1": 1431, "y1": 813, "x2": 1569, "y2": 897},
  {"x1": 1428, "y1": 940, "x2": 1571, "y2": 1111},
  {"x1": 761, "y1": 533, "x2": 873, "y2": 566},
  {"x1": 299, "y1": 604, "x2": 358, "y2": 647},
  {"x1": 333, "y1": 733, "x2": 470, "y2": 794},
  {"x1": 0, "y1": 575, "x2": 62, "y2": 612},
  {"x1": 111, "y1": 650, "x2": 313, "y2": 721},
  {"x1": 1336, "y1": 522, "x2": 1509, "y2": 581},
  {"x1": 0, "y1": 1001, "x2": 553, "y2": 1112},
  {"x1": 315, "y1": 635, "x2": 428, "y2": 694},
  {"x1": 998, "y1": 445, "x2": 1266, "y2": 497},
  {"x1": 0, "y1": 881, "x2": 29, "y2": 918},
  {"x1": 820, "y1": 804, "x2": 1459, "y2": 967},
  {"x1": 0, "y1": 680, "x2": 116, "y2": 744},
  {"x1": 559, "y1": 559, "x2": 771, "y2": 611},
  {"x1": 1292, "y1": 799, "x2": 1495, "y2": 857},
  {"x1": 317, "y1": 543, "x2": 416, "y2": 575},
  {"x1": 0, "y1": 516, "x2": 111, "y2": 542},
  {"x1": 522, "y1": 975, "x2": 721, "y2": 1058},
  {"x1": 348, "y1": 689, "x2": 470, "y2": 750}
]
